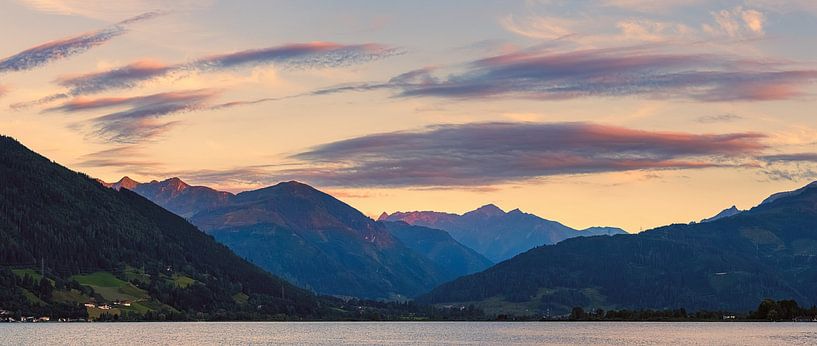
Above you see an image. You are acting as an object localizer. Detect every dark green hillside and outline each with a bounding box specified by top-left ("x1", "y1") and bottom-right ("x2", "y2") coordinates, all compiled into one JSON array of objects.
[
  {"x1": 420, "y1": 183, "x2": 817, "y2": 315},
  {"x1": 0, "y1": 135, "x2": 317, "y2": 320}
]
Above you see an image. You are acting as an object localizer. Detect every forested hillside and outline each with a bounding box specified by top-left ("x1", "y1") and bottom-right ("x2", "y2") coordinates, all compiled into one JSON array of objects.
[
  {"x1": 420, "y1": 183, "x2": 817, "y2": 315},
  {"x1": 0, "y1": 135, "x2": 318, "y2": 320}
]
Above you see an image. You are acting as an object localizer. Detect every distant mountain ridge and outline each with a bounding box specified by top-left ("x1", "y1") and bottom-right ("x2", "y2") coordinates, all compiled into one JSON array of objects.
[
  {"x1": 381, "y1": 221, "x2": 493, "y2": 279},
  {"x1": 99, "y1": 177, "x2": 490, "y2": 299},
  {"x1": 420, "y1": 181, "x2": 817, "y2": 315},
  {"x1": 101, "y1": 176, "x2": 231, "y2": 218},
  {"x1": 380, "y1": 204, "x2": 627, "y2": 262},
  {"x1": 760, "y1": 181, "x2": 817, "y2": 205}
]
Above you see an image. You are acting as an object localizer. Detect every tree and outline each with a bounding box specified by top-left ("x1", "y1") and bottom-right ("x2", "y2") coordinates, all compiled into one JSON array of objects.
[
  {"x1": 570, "y1": 306, "x2": 586, "y2": 320},
  {"x1": 37, "y1": 277, "x2": 53, "y2": 301}
]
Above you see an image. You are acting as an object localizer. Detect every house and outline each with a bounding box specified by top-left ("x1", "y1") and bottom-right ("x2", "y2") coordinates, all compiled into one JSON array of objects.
[
  {"x1": 98, "y1": 304, "x2": 112, "y2": 310},
  {"x1": 84, "y1": 303, "x2": 96, "y2": 308}
]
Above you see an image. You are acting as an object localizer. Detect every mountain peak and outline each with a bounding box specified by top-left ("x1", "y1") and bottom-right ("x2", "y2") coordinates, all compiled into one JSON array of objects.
[
  {"x1": 161, "y1": 177, "x2": 189, "y2": 191},
  {"x1": 378, "y1": 212, "x2": 390, "y2": 221},
  {"x1": 109, "y1": 176, "x2": 140, "y2": 191},
  {"x1": 700, "y1": 205, "x2": 742, "y2": 223},
  {"x1": 470, "y1": 204, "x2": 505, "y2": 216}
]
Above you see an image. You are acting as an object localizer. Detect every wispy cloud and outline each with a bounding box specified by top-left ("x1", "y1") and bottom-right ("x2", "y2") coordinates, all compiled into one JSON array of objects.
[
  {"x1": 499, "y1": 14, "x2": 577, "y2": 40},
  {"x1": 760, "y1": 153, "x2": 817, "y2": 163},
  {"x1": 303, "y1": 45, "x2": 817, "y2": 102},
  {"x1": 696, "y1": 113, "x2": 743, "y2": 123},
  {"x1": 16, "y1": 0, "x2": 210, "y2": 19},
  {"x1": 279, "y1": 122, "x2": 766, "y2": 187},
  {"x1": 34, "y1": 42, "x2": 398, "y2": 102},
  {"x1": 74, "y1": 145, "x2": 164, "y2": 174},
  {"x1": 0, "y1": 85, "x2": 8, "y2": 98},
  {"x1": 0, "y1": 11, "x2": 161, "y2": 73},
  {"x1": 757, "y1": 152, "x2": 817, "y2": 182},
  {"x1": 50, "y1": 89, "x2": 220, "y2": 143},
  {"x1": 705, "y1": 6, "x2": 766, "y2": 38},
  {"x1": 55, "y1": 59, "x2": 173, "y2": 95}
]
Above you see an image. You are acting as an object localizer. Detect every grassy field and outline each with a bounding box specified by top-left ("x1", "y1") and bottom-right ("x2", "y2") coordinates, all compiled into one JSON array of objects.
[
  {"x1": 11, "y1": 268, "x2": 55, "y2": 285},
  {"x1": 20, "y1": 288, "x2": 45, "y2": 305},
  {"x1": 232, "y1": 292, "x2": 249, "y2": 305},
  {"x1": 69, "y1": 271, "x2": 186, "y2": 318},
  {"x1": 51, "y1": 289, "x2": 91, "y2": 305},
  {"x1": 122, "y1": 266, "x2": 151, "y2": 284},
  {"x1": 86, "y1": 306, "x2": 122, "y2": 319},
  {"x1": 71, "y1": 271, "x2": 150, "y2": 302},
  {"x1": 171, "y1": 274, "x2": 196, "y2": 288}
]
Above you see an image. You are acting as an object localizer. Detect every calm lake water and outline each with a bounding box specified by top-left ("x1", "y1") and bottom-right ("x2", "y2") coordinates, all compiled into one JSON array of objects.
[{"x1": 1, "y1": 321, "x2": 816, "y2": 345}]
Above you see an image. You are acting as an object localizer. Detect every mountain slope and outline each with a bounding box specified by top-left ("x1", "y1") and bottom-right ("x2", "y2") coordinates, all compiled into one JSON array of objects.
[
  {"x1": 420, "y1": 183, "x2": 817, "y2": 315},
  {"x1": 700, "y1": 205, "x2": 742, "y2": 223},
  {"x1": 187, "y1": 181, "x2": 445, "y2": 299},
  {"x1": 381, "y1": 221, "x2": 493, "y2": 280},
  {"x1": 381, "y1": 205, "x2": 627, "y2": 262},
  {"x1": 0, "y1": 136, "x2": 319, "y2": 320}
]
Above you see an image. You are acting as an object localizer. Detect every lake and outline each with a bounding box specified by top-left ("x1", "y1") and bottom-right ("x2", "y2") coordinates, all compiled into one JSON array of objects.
[{"x1": 1, "y1": 322, "x2": 816, "y2": 345}]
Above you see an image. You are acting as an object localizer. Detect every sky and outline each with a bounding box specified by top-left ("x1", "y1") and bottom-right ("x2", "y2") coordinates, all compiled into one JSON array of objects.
[{"x1": 2, "y1": 0, "x2": 817, "y2": 232}]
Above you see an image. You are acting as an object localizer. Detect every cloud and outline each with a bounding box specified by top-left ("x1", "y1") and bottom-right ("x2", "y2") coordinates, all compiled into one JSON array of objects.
[
  {"x1": 758, "y1": 152, "x2": 817, "y2": 181},
  {"x1": 760, "y1": 153, "x2": 817, "y2": 163},
  {"x1": 499, "y1": 14, "x2": 577, "y2": 40},
  {"x1": 696, "y1": 113, "x2": 743, "y2": 123},
  {"x1": 40, "y1": 42, "x2": 398, "y2": 101},
  {"x1": 616, "y1": 19, "x2": 694, "y2": 42},
  {"x1": 16, "y1": 0, "x2": 207, "y2": 18},
  {"x1": 49, "y1": 89, "x2": 220, "y2": 143},
  {"x1": 280, "y1": 122, "x2": 766, "y2": 187},
  {"x1": 310, "y1": 45, "x2": 817, "y2": 102},
  {"x1": 601, "y1": 0, "x2": 707, "y2": 13},
  {"x1": 190, "y1": 42, "x2": 398, "y2": 71},
  {"x1": 55, "y1": 59, "x2": 173, "y2": 95},
  {"x1": 0, "y1": 85, "x2": 8, "y2": 98},
  {"x1": 707, "y1": 7, "x2": 766, "y2": 38},
  {"x1": 0, "y1": 11, "x2": 161, "y2": 73},
  {"x1": 74, "y1": 145, "x2": 164, "y2": 174}
]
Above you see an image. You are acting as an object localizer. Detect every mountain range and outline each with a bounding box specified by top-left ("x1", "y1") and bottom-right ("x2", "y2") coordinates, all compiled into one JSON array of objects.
[
  {"x1": 420, "y1": 182, "x2": 817, "y2": 315},
  {"x1": 8, "y1": 132, "x2": 817, "y2": 318},
  {"x1": 100, "y1": 177, "x2": 492, "y2": 299},
  {"x1": 380, "y1": 205, "x2": 626, "y2": 262},
  {"x1": 0, "y1": 136, "x2": 320, "y2": 320}
]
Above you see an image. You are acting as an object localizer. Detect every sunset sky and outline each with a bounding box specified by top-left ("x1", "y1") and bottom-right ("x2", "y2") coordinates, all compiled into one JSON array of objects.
[{"x1": 2, "y1": 0, "x2": 817, "y2": 232}]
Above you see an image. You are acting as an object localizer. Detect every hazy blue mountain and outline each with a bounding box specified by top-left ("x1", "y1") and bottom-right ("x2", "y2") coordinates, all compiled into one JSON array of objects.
[
  {"x1": 190, "y1": 181, "x2": 449, "y2": 299},
  {"x1": 420, "y1": 182, "x2": 817, "y2": 315},
  {"x1": 381, "y1": 221, "x2": 493, "y2": 280},
  {"x1": 380, "y1": 204, "x2": 627, "y2": 262},
  {"x1": 102, "y1": 176, "x2": 454, "y2": 299}
]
